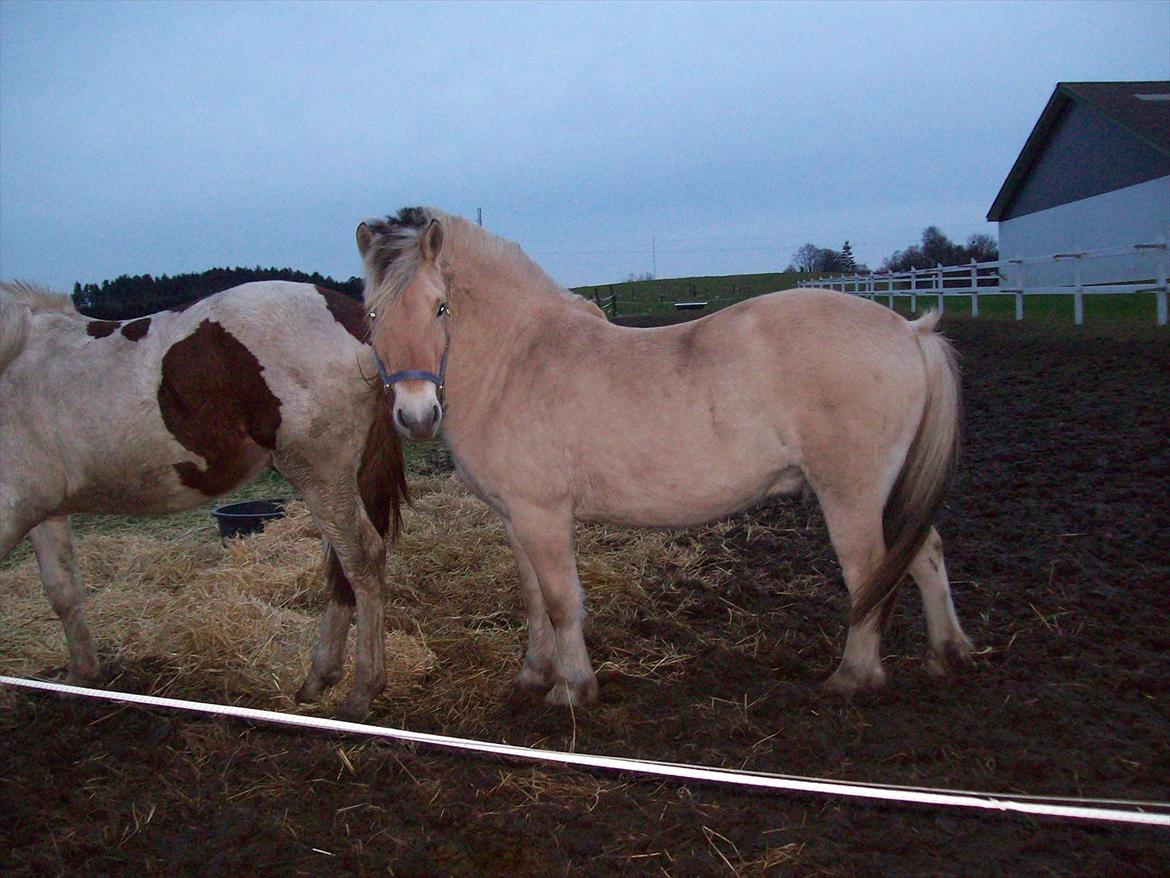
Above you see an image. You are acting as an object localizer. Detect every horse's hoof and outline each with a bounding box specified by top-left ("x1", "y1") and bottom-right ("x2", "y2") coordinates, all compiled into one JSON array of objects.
[
  {"x1": 337, "y1": 694, "x2": 372, "y2": 723},
  {"x1": 64, "y1": 664, "x2": 106, "y2": 689},
  {"x1": 823, "y1": 664, "x2": 886, "y2": 697},
  {"x1": 513, "y1": 663, "x2": 554, "y2": 693},
  {"x1": 294, "y1": 680, "x2": 322, "y2": 704},
  {"x1": 926, "y1": 637, "x2": 975, "y2": 677},
  {"x1": 543, "y1": 676, "x2": 599, "y2": 707}
]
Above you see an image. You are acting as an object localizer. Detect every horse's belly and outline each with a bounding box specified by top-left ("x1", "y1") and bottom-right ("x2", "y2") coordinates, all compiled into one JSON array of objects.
[
  {"x1": 576, "y1": 463, "x2": 805, "y2": 529},
  {"x1": 60, "y1": 452, "x2": 270, "y2": 518}
]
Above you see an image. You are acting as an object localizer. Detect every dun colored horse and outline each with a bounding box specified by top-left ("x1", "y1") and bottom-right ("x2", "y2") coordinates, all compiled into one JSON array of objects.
[
  {"x1": 0, "y1": 281, "x2": 406, "y2": 718},
  {"x1": 359, "y1": 207, "x2": 973, "y2": 707}
]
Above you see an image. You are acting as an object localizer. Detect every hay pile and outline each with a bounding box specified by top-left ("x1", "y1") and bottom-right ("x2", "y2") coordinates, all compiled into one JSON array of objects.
[{"x1": 0, "y1": 475, "x2": 716, "y2": 721}]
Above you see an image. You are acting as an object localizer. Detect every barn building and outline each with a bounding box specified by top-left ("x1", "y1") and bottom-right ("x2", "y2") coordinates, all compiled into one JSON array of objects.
[{"x1": 987, "y1": 81, "x2": 1170, "y2": 286}]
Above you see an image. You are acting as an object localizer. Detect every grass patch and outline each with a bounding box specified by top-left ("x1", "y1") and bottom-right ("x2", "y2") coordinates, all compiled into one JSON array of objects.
[
  {"x1": 576, "y1": 272, "x2": 1165, "y2": 326},
  {"x1": 574, "y1": 271, "x2": 812, "y2": 318},
  {"x1": 872, "y1": 291, "x2": 1163, "y2": 323}
]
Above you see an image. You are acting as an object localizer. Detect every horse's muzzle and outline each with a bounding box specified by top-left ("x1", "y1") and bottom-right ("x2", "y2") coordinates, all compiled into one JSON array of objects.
[{"x1": 393, "y1": 399, "x2": 442, "y2": 441}]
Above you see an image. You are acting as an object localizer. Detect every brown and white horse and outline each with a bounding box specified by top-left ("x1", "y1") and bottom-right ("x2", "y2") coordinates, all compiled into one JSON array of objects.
[
  {"x1": 359, "y1": 208, "x2": 974, "y2": 707},
  {"x1": 0, "y1": 281, "x2": 406, "y2": 718}
]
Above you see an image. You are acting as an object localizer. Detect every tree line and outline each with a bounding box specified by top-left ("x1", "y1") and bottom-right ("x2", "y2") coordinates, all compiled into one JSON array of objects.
[
  {"x1": 72, "y1": 267, "x2": 363, "y2": 319},
  {"x1": 788, "y1": 226, "x2": 998, "y2": 275}
]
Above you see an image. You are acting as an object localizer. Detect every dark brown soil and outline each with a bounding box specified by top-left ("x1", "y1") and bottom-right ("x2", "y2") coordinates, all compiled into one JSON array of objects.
[{"x1": 3, "y1": 316, "x2": 1168, "y2": 877}]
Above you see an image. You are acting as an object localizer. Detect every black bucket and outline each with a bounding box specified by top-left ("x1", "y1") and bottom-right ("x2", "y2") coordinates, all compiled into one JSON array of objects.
[{"x1": 212, "y1": 499, "x2": 286, "y2": 540}]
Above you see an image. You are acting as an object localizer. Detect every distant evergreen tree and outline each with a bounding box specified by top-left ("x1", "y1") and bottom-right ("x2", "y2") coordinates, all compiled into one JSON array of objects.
[
  {"x1": 841, "y1": 241, "x2": 857, "y2": 273},
  {"x1": 72, "y1": 266, "x2": 364, "y2": 319}
]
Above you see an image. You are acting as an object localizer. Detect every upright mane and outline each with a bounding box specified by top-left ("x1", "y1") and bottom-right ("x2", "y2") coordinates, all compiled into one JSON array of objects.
[
  {"x1": 0, "y1": 281, "x2": 80, "y2": 314},
  {"x1": 360, "y1": 207, "x2": 595, "y2": 315},
  {"x1": 1, "y1": 282, "x2": 80, "y2": 374}
]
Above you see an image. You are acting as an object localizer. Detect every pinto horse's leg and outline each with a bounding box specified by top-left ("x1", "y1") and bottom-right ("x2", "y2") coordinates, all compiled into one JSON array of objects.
[
  {"x1": 818, "y1": 494, "x2": 890, "y2": 695},
  {"x1": 29, "y1": 517, "x2": 102, "y2": 685},
  {"x1": 909, "y1": 527, "x2": 974, "y2": 677},
  {"x1": 296, "y1": 486, "x2": 387, "y2": 720},
  {"x1": 295, "y1": 544, "x2": 356, "y2": 704},
  {"x1": 507, "y1": 510, "x2": 597, "y2": 707},
  {"x1": 503, "y1": 523, "x2": 557, "y2": 693}
]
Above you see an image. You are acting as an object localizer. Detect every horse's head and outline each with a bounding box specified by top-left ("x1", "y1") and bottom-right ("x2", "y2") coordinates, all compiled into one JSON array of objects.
[{"x1": 358, "y1": 213, "x2": 450, "y2": 441}]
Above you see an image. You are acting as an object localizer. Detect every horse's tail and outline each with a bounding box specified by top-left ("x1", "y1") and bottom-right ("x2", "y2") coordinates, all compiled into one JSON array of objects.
[
  {"x1": 323, "y1": 390, "x2": 409, "y2": 602},
  {"x1": 850, "y1": 310, "x2": 962, "y2": 626}
]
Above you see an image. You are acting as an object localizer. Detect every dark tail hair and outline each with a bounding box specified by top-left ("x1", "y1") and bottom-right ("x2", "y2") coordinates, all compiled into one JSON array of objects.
[
  {"x1": 851, "y1": 313, "x2": 962, "y2": 626},
  {"x1": 324, "y1": 391, "x2": 409, "y2": 605}
]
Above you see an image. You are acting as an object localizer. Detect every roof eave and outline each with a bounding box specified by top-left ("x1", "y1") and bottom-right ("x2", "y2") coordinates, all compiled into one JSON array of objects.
[{"x1": 987, "y1": 85, "x2": 1070, "y2": 222}]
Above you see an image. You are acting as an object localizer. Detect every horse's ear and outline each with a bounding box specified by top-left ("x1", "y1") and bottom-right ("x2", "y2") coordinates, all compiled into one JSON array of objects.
[
  {"x1": 420, "y1": 218, "x2": 444, "y2": 263},
  {"x1": 356, "y1": 222, "x2": 375, "y2": 259}
]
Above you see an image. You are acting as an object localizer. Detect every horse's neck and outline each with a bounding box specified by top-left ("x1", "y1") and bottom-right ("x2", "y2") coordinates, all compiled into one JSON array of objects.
[{"x1": 445, "y1": 269, "x2": 576, "y2": 423}]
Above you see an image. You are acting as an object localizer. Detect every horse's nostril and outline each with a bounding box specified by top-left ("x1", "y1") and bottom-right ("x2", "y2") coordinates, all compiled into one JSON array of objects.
[
  {"x1": 431, "y1": 405, "x2": 440, "y2": 427},
  {"x1": 396, "y1": 408, "x2": 409, "y2": 430}
]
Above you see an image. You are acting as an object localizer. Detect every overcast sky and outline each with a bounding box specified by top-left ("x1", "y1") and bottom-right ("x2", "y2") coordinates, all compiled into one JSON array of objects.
[{"x1": 1, "y1": 1, "x2": 1167, "y2": 291}]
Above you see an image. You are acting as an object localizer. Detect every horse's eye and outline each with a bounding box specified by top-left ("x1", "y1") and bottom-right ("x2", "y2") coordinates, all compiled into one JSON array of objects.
[
  {"x1": 437, "y1": 303, "x2": 449, "y2": 318},
  {"x1": 367, "y1": 310, "x2": 377, "y2": 321}
]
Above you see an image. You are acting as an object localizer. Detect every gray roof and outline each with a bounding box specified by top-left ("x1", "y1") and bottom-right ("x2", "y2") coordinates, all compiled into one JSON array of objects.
[{"x1": 987, "y1": 81, "x2": 1170, "y2": 222}]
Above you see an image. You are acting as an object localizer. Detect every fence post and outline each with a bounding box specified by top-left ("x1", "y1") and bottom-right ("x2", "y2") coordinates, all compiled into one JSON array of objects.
[
  {"x1": 1011, "y1": 259, "x2": 1024, "y2": 320},
  {"x1": 609, "y1": 285, "x2": 617, "y2": 319},
  {"x1": 1155, "y1": 242, "x2": 1168, "y2": 326},
  {"x1": 910, "y1": 267, "x2": 917, "y2": 313},
  {"x1": 936, "y1": 263, "x2": 944, "y2": 313},
  {"x1": 1073, "y1": 255, "x2": 1083, "y2": 325},
  {"x1": 970, "y1": 258, "x2": 979, "y2": 317}
]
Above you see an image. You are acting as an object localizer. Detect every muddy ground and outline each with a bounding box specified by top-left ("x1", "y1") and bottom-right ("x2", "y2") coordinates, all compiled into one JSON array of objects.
[{"x1": 3, "y1": 315, "x2": 1168, "y2": 876}]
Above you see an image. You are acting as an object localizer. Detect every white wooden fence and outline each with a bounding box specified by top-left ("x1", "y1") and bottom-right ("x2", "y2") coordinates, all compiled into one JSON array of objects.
[{"x1": 804, "y1": 242, "x2": 1169, "y2": 325}]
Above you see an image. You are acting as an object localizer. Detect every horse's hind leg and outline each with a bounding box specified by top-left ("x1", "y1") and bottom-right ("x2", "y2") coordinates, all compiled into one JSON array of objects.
[
  {"x1": 29, "y1": 517, "x2": 102, "y2": 685},
  {"x1": 909, "y1": 528, "x2": 974, "y2": 677},
  {"x1": 295, "y1": 544, "x2": 355, "y2": 704},
  {"x1": 818, "y1": 494, "x2": 889, "y2": 695}
]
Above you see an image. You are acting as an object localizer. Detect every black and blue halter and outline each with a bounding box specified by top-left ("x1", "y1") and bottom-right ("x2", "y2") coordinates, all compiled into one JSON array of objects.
[{"x1": 374, "y1": 352, "x2": 447, "y2": 403}]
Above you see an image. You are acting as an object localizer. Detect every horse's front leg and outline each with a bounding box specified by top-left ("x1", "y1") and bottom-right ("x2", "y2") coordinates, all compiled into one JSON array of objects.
[
  {"x1": 295, "y1": 544, "x2": 356, "y2": 704},
  {"x1": 507, "y1": 510, "x2": 597, "y2": 707},
  {"x1": 300, "y1": 488, "x2": 387, "y2": 720},
  {"x1": 29, "y1": 517, "x2": 102, "y2": 685},
  {"x1": 503, "y1": 523, "x2": 556, "y2": 692}
]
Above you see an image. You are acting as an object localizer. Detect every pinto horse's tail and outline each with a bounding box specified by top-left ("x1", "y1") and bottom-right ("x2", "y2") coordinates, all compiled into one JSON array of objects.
[
  {"x1": 323, "y1": 391, "x2": 409, "y2": 603},
  {"x1": 851, "y1": 311, "x2": 962, "y2": 627}
]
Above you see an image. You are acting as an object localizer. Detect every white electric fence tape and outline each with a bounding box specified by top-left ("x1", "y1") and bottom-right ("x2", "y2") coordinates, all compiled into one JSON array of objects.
[{"x1": 3, "y1": 675, "x2": 1168, "y2": 828}]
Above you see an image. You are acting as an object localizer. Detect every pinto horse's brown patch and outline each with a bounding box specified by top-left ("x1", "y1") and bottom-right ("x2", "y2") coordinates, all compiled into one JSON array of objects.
[
  {"x1": 158, "y1": 320, "x2": 282, "y2": 495},
  {"x1": 86, "y1": 321, "x2": 120, "y2": 338},
  {"x1": 121, "y1": 318, "x2": 151, "y2": 341},
  {"x1": 314, "y1": 286, "x2": 368, "y2": 342}
]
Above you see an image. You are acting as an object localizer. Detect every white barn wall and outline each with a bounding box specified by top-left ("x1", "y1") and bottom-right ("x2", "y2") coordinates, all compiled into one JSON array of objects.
[{"x1": 998, "y1": 176, "x2": 1170, "y2": 288}]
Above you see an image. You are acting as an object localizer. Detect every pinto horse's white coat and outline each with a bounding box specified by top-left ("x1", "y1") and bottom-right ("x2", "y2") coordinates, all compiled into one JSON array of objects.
[
  {"x1": 0, "y1": 281, "x2": 405, "y2": 718},
  {"x1": 361, "y1": 210, "x2": 973, "y2": 706}
]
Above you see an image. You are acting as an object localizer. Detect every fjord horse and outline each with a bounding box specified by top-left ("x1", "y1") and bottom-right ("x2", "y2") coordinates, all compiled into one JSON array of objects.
[
  {"x1": 359, "y1": 209, "x2": 973, "y2": 707},
  {"x1": 0, "y1": 281, "x2": 406, "y2": 718}
]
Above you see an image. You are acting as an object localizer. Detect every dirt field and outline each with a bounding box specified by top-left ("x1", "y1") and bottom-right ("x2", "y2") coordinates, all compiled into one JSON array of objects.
[{"x1": 2, "y1": 315, "x2": 1168, "y2": 876}]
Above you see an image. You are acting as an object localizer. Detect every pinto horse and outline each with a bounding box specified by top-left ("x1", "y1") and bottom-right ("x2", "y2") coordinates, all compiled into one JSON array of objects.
[
  {"x1": 358, "y1": 207, "x2": 974, "y2": 707},
  {"x1": 0, "y1": 281, "x2": 406, "y2": 718}
]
